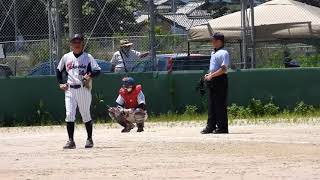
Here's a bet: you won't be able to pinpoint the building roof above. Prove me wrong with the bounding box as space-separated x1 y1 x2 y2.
188 9 211 18
154 0 170 5
135 14 149 24
176 1 205 14
161 14 209 30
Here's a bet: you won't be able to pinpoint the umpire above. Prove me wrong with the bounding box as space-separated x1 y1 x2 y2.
201 32 229 134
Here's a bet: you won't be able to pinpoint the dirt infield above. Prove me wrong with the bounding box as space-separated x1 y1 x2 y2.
0 122 320 180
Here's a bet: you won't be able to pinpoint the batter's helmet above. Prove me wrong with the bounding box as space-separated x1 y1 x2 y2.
122 77 135 88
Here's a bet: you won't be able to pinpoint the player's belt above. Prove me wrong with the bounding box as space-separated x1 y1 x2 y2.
69 84 82 89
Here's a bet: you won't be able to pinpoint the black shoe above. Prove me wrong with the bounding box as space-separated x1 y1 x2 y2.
121 123 135 133
137 127 144 132
137 123 144 132
213 129 229 134
85 139 94 148
200 128 215 134
121 127 129 133
63 140 76 149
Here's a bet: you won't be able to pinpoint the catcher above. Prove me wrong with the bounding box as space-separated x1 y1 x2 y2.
108 77 147 133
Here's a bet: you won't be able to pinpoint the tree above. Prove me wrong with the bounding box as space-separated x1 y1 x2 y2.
60 0 146 37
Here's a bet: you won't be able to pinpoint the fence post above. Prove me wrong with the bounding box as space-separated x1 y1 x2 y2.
48 0 53 75
148 0 156 71
241 0 248 69
55 0 62 62
68 0 83 38
250 0 256 68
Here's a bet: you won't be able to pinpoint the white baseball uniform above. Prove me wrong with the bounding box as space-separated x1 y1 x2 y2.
57 52 101 123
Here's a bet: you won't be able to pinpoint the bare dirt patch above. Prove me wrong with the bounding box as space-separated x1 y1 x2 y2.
0 122 320 180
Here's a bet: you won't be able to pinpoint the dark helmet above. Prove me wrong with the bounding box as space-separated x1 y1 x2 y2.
70 34 84 42
122 77 135 88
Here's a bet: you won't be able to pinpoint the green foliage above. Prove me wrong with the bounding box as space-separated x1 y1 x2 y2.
60 0 144 35
257 50 283 68
29 100 57 126
263 102 280 116
256 45 320 69
1 98 319 127
82 1 96 16
154 26 186 54
227 104 251 119
228 98 281 119
91 93 111 122
0 114 16 127
294 101 315 115
297 54 320 67
248 98 265 117
31 100 55 126
184 105 198 115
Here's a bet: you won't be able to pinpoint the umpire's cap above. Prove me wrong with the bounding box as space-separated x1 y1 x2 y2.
70 34 84 42
212 32 225 42
122 77 135 88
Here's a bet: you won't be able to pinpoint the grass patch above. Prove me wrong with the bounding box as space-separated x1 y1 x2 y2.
1 99 320 127
148 112 320 125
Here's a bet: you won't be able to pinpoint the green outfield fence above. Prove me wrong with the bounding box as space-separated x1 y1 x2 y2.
1 68 320 124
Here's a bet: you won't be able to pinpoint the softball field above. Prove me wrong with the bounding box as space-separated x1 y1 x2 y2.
0 122 320 180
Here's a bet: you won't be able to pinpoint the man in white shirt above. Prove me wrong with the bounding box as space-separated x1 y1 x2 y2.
110 39 149 72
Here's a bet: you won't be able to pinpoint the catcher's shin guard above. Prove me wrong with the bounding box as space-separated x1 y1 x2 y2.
137 122 144 132
134 108 147 124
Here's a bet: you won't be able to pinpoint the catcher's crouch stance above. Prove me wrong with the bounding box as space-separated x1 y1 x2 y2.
108 77 147 133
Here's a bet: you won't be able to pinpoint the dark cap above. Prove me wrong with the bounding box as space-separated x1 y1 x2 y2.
70 34 84 42
212 32 224 42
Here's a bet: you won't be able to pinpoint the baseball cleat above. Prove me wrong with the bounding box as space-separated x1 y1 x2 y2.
137 127 144 132
85 139 94 148
137 123 144 132
63 140 76 149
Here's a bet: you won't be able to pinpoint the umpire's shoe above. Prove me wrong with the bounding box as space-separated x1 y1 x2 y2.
200 127 215 134
85 139 94 148
63 140 76 149
213 129 229 134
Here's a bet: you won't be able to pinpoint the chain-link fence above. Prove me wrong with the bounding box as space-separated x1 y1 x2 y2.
0 0 319 77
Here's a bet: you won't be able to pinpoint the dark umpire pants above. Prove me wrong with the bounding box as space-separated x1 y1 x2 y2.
206 74 228 131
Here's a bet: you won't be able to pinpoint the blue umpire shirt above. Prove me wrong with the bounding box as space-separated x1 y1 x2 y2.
209 47 230 73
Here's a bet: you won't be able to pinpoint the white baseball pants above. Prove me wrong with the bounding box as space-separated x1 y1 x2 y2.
65 87 92 123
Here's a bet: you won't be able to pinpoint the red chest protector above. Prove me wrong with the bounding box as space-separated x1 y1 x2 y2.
119 85 142 108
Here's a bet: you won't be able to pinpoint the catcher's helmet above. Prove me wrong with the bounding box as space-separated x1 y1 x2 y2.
122 77 135 88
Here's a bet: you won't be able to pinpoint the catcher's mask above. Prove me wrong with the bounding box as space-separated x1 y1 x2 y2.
122 77 135 92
